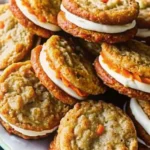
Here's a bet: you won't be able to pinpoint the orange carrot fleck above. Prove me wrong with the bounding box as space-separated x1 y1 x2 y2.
102 0 108 3
0 21 4 29
96 124 104 135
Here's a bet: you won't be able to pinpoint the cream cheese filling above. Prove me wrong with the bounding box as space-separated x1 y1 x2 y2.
130 98 150 135
61 5 136 34
16 0 61 31
0 114 57 136
99 55 150 93
136 29 150 38
124 101 150 148
39 46 84 100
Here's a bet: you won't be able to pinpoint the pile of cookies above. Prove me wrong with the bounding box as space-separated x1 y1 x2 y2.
0 0 150 149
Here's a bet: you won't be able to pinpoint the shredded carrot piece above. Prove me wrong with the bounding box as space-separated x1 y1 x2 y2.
133 74 142 82
141 77 150 84
121 69 132 78
96 124 104 135
55 70 61 79
61 76 88 97
0 21 4 29
38 15 47 22
102 0 108 3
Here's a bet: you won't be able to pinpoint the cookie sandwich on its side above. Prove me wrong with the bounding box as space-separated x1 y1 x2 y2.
0 61 70 139
136 0 150 45
58 0 139 43
31 35 106 105
94 40 150 101
10 0 61 38
126 98 150 148
0 3 34 69
50 100 138 150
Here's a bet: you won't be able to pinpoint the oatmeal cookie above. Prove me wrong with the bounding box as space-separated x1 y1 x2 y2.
49 101 138 150
101 40 150 78
58 0 138 43
0 61 70 139
9 0 57 38
31 35 106 103
94 40 150 100
127 99 150 146
0 4 34 69
18 0 61 25
94 58 150 101
58 11 137 43
31 45 76 105
62 0 139 25
45 35 105 95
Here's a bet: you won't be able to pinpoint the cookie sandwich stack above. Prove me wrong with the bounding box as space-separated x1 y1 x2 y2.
10 0 61 38
0 0 150 149
91 0 150 148
0 0 73 140
0 0 107 141
58 0 138 43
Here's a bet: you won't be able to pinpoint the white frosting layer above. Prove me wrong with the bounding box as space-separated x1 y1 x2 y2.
61 5 136 34
130 98 150 135
0 114 57 137
16 0 61 31
138 138 150 148
124 101 150 148
39 46 84 100
99 55 150 93
136 29 150 38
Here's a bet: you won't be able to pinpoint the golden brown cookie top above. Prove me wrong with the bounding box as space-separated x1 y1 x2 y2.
21 0 61 25
62 0 139 25
101 40 150 78
0 4 34 69
54 101 138 150
0 61 70 131
45 35 106 95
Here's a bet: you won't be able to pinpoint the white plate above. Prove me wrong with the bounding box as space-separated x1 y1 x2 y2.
0 125 54 150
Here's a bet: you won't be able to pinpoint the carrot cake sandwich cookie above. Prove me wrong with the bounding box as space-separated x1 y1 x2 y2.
10 0 61 38
0 61 70 139
0 3 34 69
94 40 150 101
58 0 139 43
50 100 138 150
126 98 150 148
136 0 150 45
31 35 106 105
